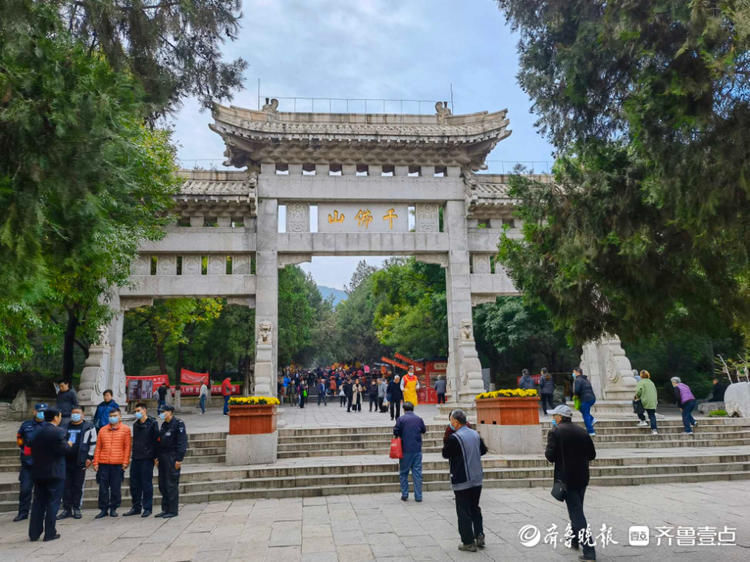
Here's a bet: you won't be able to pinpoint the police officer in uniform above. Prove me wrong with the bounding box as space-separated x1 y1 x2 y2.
155 405 187 518
14 403 48 522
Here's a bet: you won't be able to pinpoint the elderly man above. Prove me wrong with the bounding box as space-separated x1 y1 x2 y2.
442 409 488 552
393 401 426 502
545 404 597 561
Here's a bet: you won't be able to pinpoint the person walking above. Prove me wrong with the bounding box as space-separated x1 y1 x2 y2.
539 368 555 415
368 380 379 412
123 403 159 518
388 375 403 420
93 407 131 518
545 404 597 561
377 377 388 412
299 380 308 408
156 405 188 518
434 376 447 405
442 409 488 552
339 384 347 407
93 389 120 431
55 380 78 427
634 370 659 434
221 377 233 415
573 369 597 436
57 407 96 520
199 382 209 415
28 408 70 542
393 402 426 502
317 378 328 406
671 377 697 434
156 383 168 413
14 403 48 522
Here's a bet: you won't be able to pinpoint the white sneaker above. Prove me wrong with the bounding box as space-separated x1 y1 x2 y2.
651 430 659 435
638 421 648 427
589 432 596 436
592 417 598 425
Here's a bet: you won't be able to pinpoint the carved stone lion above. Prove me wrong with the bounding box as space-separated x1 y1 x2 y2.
460 320 474 341
258 321 273 345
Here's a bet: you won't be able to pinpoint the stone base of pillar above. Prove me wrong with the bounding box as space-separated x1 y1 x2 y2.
590 400 640 417
479 424 543 455
226 432 278 465
253 360 273 396
438 403 477 422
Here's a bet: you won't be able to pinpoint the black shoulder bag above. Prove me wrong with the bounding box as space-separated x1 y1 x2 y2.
550 430 567 501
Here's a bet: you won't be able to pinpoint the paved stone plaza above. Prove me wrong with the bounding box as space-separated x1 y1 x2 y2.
0 481 747 561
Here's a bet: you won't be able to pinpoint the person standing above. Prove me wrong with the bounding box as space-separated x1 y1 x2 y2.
671 377 697 434
351 377 363 412
28 408 70 542
199 382 209 415
388 375 403 420
93 389 120 431
317 378 328 406
156 405 188 518
14 403 48 522
442 409 488 552
55 380 78 426
343 377 354 412
401 366 420 406
434 376 447 405
377 377 387 412
368 380 379 412
545 405 597 561
539 368 555 415
573 369 597 436
221 377 233 415
299 380 308 408
93 407 131 518
393 402 426 502
57 407 96 520
156 383 168 413
634 370 659 434
519 368 535 390
339 383 347 407
123 403 159 518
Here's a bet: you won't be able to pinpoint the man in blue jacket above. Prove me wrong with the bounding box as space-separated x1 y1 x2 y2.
442 409 488 553
93 389 119 431
14 403 48 522
393 401 426 502
29 408 71 542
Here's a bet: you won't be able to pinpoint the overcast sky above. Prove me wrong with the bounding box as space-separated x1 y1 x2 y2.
169 0 554 289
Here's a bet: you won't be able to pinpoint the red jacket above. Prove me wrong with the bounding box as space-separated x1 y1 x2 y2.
221 378 232 396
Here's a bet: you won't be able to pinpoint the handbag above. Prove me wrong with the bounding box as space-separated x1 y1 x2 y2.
550 430 567 502
389 437 403 459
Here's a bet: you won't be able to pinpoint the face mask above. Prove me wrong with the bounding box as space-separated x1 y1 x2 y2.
108 416 119 425
159 412 166 420
134 412 143 420
71 413 82 422
36 411 45 421
551 419 557 427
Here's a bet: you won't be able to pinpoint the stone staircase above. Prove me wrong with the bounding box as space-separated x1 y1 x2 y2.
1 418 749 512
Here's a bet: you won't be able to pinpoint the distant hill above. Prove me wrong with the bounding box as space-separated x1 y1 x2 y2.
318 285 348 305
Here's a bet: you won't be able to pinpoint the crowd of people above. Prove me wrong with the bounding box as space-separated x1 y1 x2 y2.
14 391 188 542
278 364 447 419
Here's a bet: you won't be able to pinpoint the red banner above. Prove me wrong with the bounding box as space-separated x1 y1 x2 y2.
126 374 169 387
180 368 209 385
180 384 240 396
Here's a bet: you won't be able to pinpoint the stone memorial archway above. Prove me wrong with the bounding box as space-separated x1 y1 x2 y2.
78 101 636 414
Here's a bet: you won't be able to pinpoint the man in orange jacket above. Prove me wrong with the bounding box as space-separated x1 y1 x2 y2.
93 407 131 518
221 377 233 415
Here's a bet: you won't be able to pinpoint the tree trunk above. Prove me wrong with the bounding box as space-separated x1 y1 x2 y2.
62 308 78 382
156 344 168 380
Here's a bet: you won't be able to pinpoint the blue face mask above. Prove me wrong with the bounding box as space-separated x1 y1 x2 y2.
36 411 45 421
159 412 166 420
71 413 82 423
551 419 557 427
134 412 143 420
108 416 119 425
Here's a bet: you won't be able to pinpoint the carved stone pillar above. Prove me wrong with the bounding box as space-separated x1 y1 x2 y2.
253 197 278 396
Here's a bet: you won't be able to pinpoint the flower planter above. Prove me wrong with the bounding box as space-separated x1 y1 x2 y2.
229 404 277 435
475 396 540 425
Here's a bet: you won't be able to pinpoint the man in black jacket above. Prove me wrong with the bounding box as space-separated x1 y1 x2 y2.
124 402 159 518
545 405 597 561
29 408 71 542
156 405 188 518
388 375 403 420
55 380 78 426
57 407 96 520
